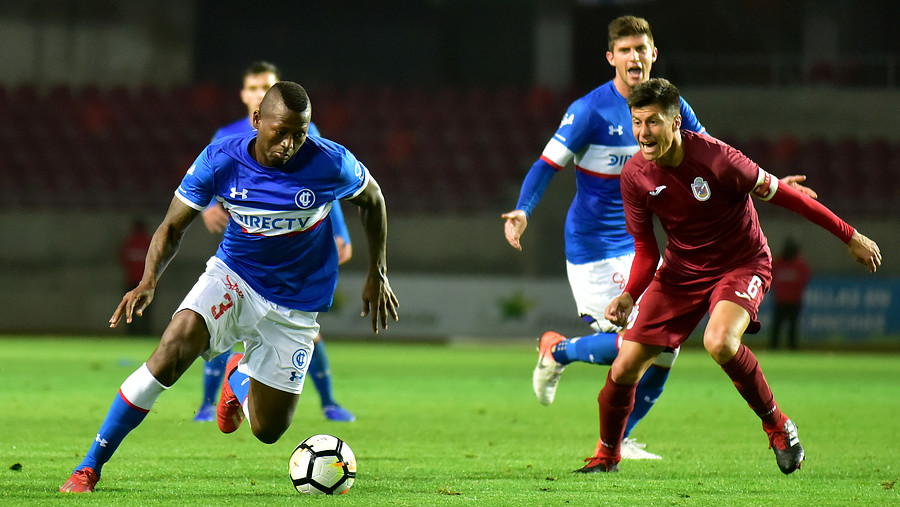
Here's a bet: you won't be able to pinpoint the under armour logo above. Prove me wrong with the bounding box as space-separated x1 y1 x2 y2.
230 187 248 199
609 125 624 136
95 434 109 448
290 371 304 383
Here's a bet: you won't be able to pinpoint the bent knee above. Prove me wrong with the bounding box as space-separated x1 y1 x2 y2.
703 330 740 363
252 424 289 445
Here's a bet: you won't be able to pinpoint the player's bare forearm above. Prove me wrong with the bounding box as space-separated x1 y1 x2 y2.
143 198 200 286
351 180 388 279
350 179 399 332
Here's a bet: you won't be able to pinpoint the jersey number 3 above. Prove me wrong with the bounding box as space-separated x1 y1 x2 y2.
211 293 234 320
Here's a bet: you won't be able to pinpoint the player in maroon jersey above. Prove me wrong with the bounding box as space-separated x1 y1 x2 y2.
576 78 881 475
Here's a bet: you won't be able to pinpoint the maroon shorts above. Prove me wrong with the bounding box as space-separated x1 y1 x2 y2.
623 262 772 348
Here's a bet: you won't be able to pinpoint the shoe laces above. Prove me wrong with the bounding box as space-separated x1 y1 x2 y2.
72 468 97 484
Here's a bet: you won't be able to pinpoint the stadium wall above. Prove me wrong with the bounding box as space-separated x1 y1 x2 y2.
1 211 896 345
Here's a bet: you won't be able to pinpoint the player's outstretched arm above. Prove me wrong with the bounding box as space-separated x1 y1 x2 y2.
109 198 200 328
349 178 399 333
757 169 882 273
847 230 882 273
501 209 528 251
503 158 559 250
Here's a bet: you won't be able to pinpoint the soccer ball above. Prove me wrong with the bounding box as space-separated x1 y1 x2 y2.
288 434 357 495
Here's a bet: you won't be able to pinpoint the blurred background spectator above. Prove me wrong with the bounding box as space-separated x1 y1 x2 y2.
769 238 812 350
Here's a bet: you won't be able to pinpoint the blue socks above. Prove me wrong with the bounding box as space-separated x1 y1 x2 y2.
624 364 670 438
76 363 166 476
309 340 336 407
76 392 148 476
201 351 230 406
551 332 620 366
227 364 251 406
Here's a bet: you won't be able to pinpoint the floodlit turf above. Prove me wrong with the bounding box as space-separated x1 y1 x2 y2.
2 336 898 506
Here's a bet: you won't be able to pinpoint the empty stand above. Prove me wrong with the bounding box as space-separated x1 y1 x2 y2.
1 84 895 217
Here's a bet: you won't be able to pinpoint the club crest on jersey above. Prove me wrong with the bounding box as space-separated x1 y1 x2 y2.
294 188 316 209
691 177 711 201
292 348 309 370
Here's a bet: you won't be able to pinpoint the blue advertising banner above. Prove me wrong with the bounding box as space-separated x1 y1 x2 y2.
760 277 900 342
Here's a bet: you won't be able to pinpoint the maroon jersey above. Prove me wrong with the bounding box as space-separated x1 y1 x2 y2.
621 130 771 282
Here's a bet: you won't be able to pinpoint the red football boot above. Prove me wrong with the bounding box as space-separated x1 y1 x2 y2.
59 467 99 493
217 353 245 433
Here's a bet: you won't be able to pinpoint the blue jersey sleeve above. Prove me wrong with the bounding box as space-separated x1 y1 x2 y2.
515 159 557 217
176 148 218 211
334 149 371 201
680 98 706 135
308 122 321 137
553 98 593 155
329 202 351 244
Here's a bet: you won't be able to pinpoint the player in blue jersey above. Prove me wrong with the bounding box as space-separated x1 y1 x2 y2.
194 61 356 424
61 82 399 493
503 15 814 460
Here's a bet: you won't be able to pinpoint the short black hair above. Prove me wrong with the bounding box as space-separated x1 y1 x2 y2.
259 81 310 115
627 78 680 119
244 61 281 80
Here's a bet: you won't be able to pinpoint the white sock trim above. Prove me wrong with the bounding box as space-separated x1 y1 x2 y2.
119 363 169 411
242 401 252 429
652 347 680 369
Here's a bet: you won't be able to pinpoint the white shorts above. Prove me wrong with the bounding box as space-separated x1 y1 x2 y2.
566 253 635 333
176 257 319 395
567 254 679 368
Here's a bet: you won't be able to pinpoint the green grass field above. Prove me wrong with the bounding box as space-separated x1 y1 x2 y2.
2 336 898 506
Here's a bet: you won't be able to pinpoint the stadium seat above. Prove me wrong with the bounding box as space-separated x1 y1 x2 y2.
1 83 893 217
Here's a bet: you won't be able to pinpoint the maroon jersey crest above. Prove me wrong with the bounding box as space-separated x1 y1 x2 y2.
691 177 711 201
